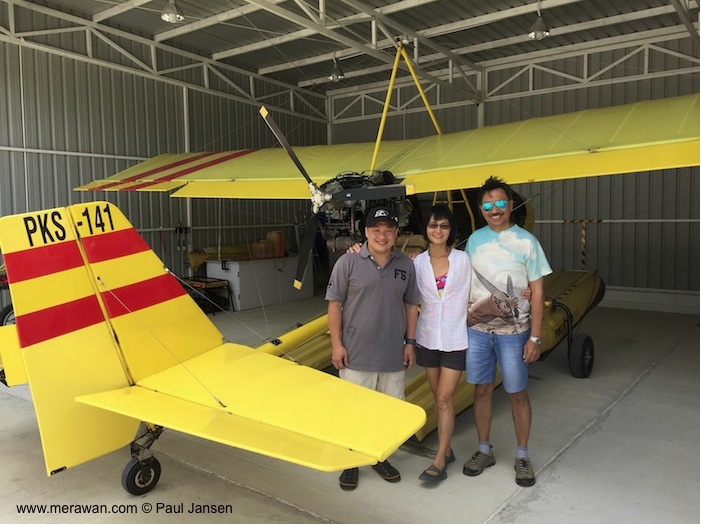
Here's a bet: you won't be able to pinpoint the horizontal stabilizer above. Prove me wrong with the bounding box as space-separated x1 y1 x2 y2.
79 342 427 471
78 386 375 471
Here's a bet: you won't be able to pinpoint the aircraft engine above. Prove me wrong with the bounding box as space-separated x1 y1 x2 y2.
319 171 412 253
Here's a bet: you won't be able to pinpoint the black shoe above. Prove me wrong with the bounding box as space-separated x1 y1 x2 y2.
419 464 447 483
339 468 358 491
372 460 401 483
446 449 456 464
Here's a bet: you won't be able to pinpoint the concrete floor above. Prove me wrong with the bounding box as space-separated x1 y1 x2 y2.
1 295 698 523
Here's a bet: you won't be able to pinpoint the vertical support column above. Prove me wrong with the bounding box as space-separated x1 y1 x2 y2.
183 86 193 276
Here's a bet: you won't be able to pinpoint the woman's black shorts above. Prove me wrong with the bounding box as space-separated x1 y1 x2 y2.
415 344 466 371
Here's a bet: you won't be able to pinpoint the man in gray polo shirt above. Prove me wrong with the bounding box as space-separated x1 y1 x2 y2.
326 205 420 491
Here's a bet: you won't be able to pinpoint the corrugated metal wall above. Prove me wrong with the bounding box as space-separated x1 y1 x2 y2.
0 38 326 310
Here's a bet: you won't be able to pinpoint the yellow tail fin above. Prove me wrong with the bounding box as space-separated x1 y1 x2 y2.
63 202 224 382
0 205 147 474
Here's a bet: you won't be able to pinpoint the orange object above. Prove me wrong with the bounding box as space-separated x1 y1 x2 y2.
266 231 285 258
252 240 274 259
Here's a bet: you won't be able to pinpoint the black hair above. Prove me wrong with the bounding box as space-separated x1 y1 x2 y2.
421 204 456 245
477 176 513 204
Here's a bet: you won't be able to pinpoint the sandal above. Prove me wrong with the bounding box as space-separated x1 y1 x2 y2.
419 464 447 483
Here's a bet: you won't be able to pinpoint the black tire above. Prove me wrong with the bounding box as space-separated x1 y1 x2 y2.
0 304 15 326
121 457 161 495
569 333 594 378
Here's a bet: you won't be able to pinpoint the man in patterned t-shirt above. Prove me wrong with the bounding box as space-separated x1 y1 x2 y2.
463 176 553 488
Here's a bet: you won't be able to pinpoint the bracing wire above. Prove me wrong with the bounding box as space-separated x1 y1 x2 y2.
96 276 228 408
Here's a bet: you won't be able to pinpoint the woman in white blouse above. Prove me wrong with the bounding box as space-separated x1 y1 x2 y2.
413 205 471 483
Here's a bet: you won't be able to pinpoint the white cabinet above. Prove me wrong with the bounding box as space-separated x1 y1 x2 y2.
205 256 313 311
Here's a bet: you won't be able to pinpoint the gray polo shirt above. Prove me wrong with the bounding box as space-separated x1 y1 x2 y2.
325 242 420 372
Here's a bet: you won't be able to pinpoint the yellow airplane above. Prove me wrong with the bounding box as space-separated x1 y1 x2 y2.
3 45 698 479
69 90 699 442
0 202 426 495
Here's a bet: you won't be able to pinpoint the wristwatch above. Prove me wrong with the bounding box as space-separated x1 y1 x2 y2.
529 335 542 345
404 338 417 346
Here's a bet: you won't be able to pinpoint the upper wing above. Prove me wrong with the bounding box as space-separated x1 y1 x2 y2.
74 94 699 197
75 141 421 197
399 94 699 192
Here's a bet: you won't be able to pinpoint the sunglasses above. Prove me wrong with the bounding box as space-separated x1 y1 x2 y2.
481 199 508 212
427 222 451 230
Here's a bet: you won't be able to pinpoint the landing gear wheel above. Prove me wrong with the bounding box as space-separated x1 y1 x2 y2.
568 334 594 378
121 456 161 495
0 304 15 326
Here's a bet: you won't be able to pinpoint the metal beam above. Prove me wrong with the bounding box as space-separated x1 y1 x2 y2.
238 0 467 94
92 0 151 23
0 0 326 122
338 0 481 74
297 5 687 86
155 0 286 43
669 0 699 39
213 0 437 59
258 0 592 77
261 0 587 76
4 0 321 97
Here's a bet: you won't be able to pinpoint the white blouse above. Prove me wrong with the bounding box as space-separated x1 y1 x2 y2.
414 249 471 351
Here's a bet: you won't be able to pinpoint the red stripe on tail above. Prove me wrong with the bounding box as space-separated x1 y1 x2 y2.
16 295 106 347
3 241 84 283
82 229 151 263
101 274 187 318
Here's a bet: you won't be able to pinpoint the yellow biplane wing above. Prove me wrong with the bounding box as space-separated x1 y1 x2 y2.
0 202 426 479
74 94 699 196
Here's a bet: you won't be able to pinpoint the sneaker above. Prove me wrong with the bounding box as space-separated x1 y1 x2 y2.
514 458 536 487
372 460 401 482
339 468 358 491
462 446 496 476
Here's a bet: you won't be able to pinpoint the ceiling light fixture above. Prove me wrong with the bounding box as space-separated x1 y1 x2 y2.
528 0 550 40
161 0 184 24
328 52 345 83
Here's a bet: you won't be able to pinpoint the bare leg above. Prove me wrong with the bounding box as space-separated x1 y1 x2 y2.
509 389 531 448
427 367 462 469
473 383 495 443
424 367 443 468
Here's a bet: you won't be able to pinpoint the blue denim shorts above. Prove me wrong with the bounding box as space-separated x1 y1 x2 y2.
466 328 530 393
